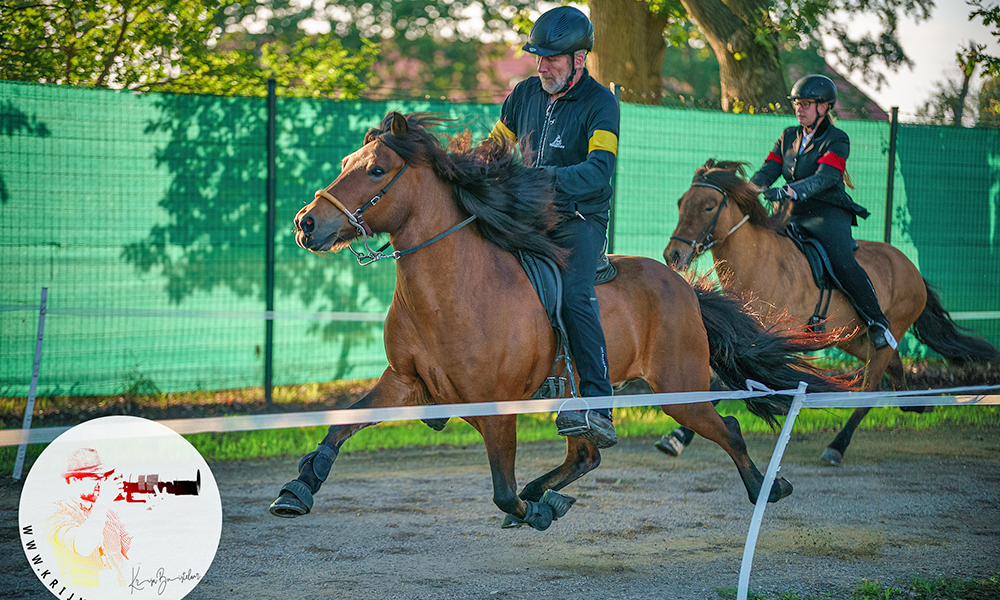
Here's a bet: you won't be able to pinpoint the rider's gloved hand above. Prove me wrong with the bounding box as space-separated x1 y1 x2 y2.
762 186 792 202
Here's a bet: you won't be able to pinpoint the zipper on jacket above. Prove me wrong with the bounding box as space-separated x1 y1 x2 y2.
538 99 557 165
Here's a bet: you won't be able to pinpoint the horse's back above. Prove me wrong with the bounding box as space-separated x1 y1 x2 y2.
597 255 710 386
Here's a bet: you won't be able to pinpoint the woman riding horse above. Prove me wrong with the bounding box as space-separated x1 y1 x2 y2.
752 74 896 351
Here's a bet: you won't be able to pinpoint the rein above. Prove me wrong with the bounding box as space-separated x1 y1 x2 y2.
314 162 478 266
669 182 750 260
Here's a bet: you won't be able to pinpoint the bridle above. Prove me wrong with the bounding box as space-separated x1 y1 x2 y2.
669 181 750 261
313 161 477 266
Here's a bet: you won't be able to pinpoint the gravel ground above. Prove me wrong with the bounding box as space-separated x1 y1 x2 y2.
2 424 999 600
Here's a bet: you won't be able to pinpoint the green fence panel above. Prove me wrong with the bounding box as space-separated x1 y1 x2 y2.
1 80 997 397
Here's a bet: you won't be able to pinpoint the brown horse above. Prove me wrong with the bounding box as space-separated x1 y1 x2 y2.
272 114 850 530
665 159 1000 465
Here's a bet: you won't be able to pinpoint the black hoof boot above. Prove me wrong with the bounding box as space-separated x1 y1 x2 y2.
421 418 449 431
268 444 338 518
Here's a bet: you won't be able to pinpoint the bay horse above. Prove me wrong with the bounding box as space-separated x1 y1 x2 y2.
273 113 851 530
665 159 1000 465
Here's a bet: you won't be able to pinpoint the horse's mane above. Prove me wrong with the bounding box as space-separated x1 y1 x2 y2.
365 112 568 265
693 159 788 232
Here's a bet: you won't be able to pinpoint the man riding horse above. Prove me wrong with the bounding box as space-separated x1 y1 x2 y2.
490 6 619 448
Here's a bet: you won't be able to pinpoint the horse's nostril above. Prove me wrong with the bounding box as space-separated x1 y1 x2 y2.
300 215 315 235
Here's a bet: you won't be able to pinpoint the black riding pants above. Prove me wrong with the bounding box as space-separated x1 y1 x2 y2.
793 203 888 327
549 216 614 411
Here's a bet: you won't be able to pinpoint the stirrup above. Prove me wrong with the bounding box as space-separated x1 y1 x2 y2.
555 409 617 449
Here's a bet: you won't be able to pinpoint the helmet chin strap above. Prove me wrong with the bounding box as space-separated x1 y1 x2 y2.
806 104 831 131
557 56 579 94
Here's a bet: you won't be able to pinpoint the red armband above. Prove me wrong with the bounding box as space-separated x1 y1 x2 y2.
765 151 783 165
817 152 846 172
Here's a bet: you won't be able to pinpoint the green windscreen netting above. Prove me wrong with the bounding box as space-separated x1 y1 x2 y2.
2 81 998 396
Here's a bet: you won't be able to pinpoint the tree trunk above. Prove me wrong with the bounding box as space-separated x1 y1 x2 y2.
589 0 668 105
677 0 788 112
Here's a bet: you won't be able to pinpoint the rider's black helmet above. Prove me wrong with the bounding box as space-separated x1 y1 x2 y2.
522 6 594 57
788 74 837 105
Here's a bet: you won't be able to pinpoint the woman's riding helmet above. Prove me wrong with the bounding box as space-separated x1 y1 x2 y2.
789 74 838 105
522 6 594 57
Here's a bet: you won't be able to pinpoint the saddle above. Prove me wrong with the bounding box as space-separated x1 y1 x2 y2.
518 245 617 400
782 223 858 332
421 246 617 431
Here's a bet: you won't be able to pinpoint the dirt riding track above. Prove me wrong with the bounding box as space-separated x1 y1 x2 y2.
3 425 999 599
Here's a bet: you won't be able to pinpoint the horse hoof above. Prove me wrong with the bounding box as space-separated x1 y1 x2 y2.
269 493 309 518
654 434 685 457
820 447 843 466
501 513 527 529
768 478 793 503
522 500 554 531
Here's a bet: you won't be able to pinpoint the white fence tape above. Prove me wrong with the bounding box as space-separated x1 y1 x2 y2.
5 304 999 321
3 384 997 448
0 304 388 321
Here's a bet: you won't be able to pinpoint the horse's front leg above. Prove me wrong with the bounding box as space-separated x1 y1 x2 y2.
269 369 421 518
518 437 601 502
467 415 576 531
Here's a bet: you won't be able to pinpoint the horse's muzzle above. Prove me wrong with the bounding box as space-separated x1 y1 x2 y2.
665 246 692 271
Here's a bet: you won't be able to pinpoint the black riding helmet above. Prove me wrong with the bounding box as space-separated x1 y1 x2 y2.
522 6 594 57
789 74 837 105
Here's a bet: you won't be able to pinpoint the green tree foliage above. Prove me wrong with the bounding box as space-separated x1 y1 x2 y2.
591 0 933 110
0 0 377 97
915 42 985 127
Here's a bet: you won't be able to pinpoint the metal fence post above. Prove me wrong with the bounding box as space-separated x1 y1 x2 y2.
884 107 899 244
608 81 621 254
265 78 277 408
13 287 47 480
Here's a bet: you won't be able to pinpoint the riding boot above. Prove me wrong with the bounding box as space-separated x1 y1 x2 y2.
550 217 617 448
839 271 897 351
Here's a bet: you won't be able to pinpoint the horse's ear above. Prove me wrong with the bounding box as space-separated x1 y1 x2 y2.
389 112 409 136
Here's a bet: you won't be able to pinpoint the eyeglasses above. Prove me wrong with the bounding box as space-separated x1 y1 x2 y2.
792 99 817 109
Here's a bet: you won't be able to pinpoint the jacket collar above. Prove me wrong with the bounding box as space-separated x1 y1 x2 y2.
796 115 831 152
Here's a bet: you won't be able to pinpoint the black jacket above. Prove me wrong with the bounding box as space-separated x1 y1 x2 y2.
491 69 619 219
749 118 870 222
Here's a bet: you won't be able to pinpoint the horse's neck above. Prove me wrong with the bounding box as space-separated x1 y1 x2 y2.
389 197 508 313
711 220 788 295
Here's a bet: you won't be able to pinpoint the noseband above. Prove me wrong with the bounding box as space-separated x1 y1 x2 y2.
314 161 476 266
669 182 750 261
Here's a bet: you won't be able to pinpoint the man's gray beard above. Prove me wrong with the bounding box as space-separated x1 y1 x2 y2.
540 75 568 94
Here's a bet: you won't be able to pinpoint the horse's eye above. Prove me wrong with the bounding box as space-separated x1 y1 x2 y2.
705 204 715 212
369 166 385 180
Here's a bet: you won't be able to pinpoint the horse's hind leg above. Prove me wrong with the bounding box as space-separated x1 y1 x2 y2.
665 401 793 504
467 415 575 532
517 437 601 502
822 348 893 465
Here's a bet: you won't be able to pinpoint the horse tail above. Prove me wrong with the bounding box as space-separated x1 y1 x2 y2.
911 278 1000 364
694 281 859 429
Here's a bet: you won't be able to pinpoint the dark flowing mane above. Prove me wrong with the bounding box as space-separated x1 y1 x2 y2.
365 112 568 265
693 159 788 231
